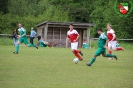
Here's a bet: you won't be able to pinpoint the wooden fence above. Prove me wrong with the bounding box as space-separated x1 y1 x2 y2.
0 34 133 48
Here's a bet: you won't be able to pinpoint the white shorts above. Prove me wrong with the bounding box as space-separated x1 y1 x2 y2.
108 41 117 50
71 42 78 50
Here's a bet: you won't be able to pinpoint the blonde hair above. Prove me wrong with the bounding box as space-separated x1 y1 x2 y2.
107 23 112 28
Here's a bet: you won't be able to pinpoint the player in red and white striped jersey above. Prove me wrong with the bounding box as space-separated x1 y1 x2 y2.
107 24 124 55
67 24 83 61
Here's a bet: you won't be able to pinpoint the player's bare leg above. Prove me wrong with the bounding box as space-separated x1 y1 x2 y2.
35 40 40 49
108 46 112 54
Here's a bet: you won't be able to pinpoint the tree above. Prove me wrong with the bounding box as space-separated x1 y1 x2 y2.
0 0 8 14
49 0 93 22
7 0 48 17
0 0 132 40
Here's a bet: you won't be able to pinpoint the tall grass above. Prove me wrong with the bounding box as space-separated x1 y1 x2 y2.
0 38 133 50
0 38 14 45
90 40 133 50
0 37 38 46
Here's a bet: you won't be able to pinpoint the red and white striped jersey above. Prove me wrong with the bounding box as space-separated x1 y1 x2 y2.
107 29 116 41
67 29 79 43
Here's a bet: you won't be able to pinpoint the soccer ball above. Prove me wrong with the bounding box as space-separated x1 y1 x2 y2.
73 58 79 64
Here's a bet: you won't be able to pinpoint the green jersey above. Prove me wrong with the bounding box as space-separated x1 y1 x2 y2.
40 40 47 47
40 40 44 45
18 27 26 38
98 33 108 48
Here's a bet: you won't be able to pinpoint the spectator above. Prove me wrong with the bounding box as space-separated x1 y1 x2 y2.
82 39 88 48
30 27 36 45
13 29 18 46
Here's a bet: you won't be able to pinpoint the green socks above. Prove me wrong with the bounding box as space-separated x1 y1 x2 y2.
88 54 116 66
89 58 96 65
106 54 115 57
16 44 19 52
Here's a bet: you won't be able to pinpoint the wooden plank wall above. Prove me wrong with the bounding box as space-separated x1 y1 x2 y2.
37 28 42 36
47 27 68 47
46 27 84 47
54 28 60 44
76 29 83 47
47 28 53 42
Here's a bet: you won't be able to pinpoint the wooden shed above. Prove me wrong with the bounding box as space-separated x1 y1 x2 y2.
36 21 94 47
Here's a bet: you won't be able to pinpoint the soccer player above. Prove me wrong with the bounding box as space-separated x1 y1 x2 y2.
86 29 117 66
67 24 83 61
13 23 28 54
107 24 124 55
35 38 49 49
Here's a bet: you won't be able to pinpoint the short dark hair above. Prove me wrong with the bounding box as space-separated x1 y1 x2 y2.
37 36 41 41
97 28 103 32
69 24 73 26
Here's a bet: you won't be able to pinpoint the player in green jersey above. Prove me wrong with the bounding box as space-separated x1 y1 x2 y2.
35 38 49 49
86 29 117 66
13 23 28 54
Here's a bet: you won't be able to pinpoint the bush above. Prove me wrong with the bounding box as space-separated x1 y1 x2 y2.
89 40 133 50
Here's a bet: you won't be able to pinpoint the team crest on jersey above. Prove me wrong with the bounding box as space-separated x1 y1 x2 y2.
114 0 133 17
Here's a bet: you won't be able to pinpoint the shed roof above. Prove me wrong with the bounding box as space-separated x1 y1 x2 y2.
36 21 94 28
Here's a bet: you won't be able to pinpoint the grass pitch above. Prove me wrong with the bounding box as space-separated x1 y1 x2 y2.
0 45 133 88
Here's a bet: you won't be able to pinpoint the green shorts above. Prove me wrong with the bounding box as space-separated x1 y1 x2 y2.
94 48 106 56
19 37 28 45
43 43 48 47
